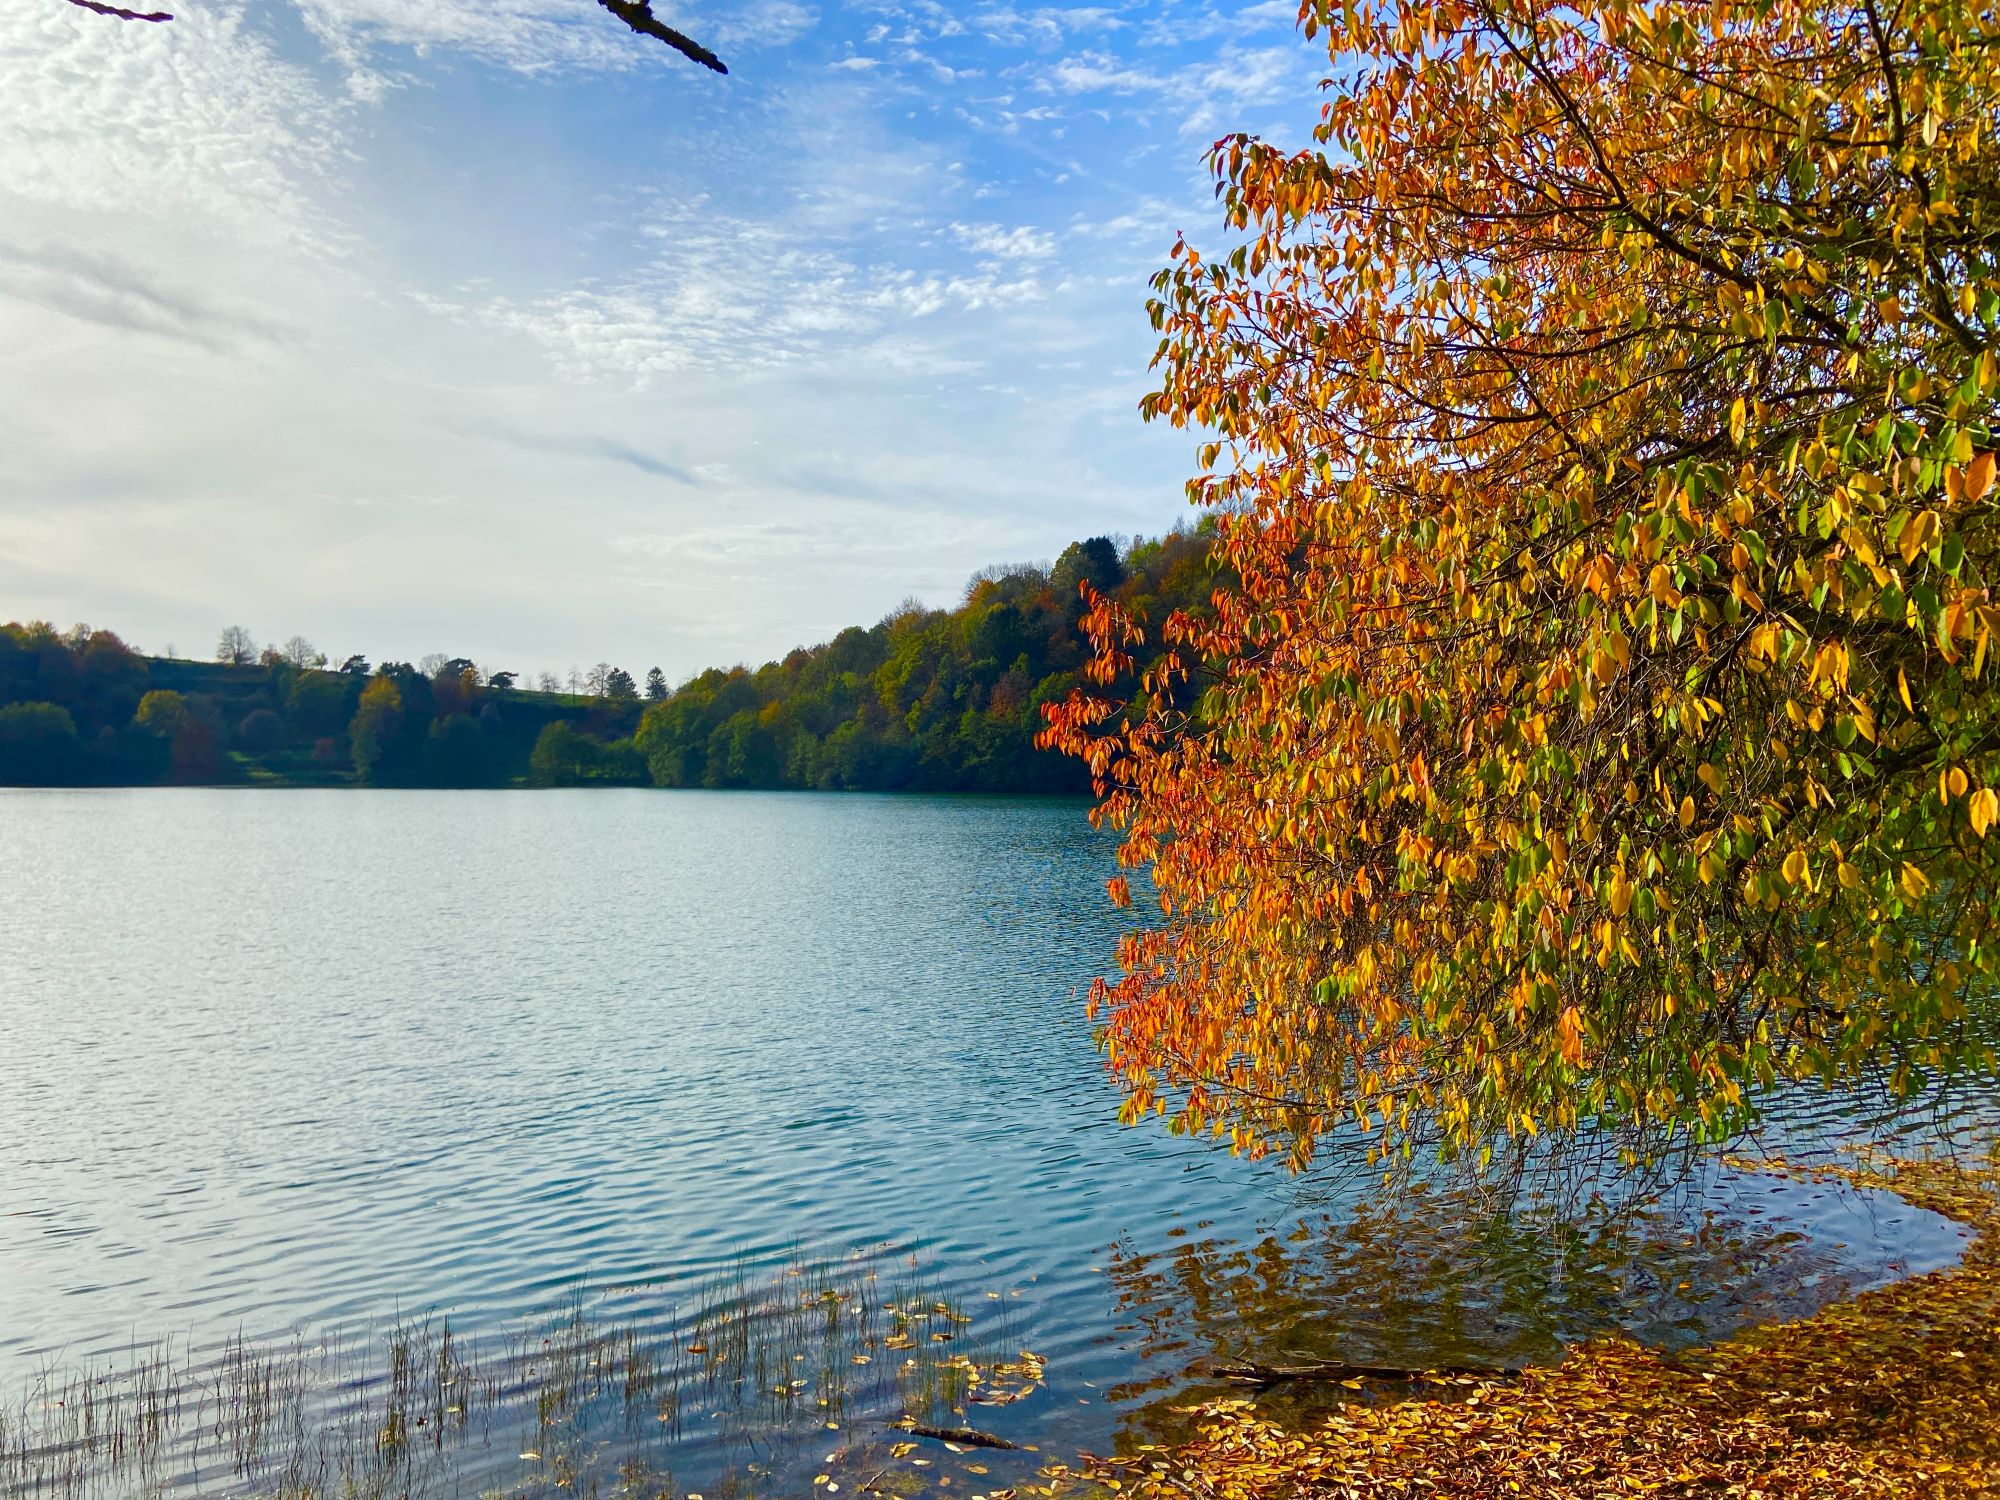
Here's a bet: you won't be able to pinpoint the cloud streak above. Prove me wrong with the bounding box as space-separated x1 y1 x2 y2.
0 240 292 351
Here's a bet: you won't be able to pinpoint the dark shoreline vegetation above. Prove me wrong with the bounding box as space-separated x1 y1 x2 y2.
0 529 1213 793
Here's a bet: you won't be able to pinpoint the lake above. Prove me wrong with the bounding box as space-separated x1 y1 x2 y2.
0 788 1988 1498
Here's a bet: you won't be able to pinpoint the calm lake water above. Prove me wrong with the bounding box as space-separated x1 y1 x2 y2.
0 789 1990 1497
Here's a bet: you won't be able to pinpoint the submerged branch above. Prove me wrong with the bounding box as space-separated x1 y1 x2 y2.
1203 1357 1523 1386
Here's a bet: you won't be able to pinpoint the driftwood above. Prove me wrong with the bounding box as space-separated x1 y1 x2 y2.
1204 1357 1522 1386
899 1423 1023 1451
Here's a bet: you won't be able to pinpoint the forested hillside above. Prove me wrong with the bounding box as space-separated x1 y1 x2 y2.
0 526 1214 791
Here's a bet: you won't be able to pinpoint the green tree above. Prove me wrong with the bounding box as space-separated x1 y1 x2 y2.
287 672 354 737
1050 537 1125 606
133 689 188 738
349 676 403 785
425 713 491 786
704 709 781 787
529 721 645 785
0 702 79 784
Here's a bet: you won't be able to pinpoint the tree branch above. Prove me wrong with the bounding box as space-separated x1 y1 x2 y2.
58 0 730 75
64 0 172 20
596 0 728 74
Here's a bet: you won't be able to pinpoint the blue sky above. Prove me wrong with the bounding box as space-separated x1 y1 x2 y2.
0 0 1322 680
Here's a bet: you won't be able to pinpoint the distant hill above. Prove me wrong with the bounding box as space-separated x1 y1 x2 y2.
0 524 1216 792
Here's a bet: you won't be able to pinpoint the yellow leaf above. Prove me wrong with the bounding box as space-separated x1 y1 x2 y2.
1677 795 1695 829
1556 1007 1584 1066
1972 788 1998 838
1967 451 1997 504
1782 849 1807 885
1899 513 1926 565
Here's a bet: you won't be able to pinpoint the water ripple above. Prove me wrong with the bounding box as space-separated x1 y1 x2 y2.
0 788 1992 1496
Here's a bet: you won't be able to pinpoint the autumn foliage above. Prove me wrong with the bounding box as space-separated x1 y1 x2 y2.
1042 0 2000 1165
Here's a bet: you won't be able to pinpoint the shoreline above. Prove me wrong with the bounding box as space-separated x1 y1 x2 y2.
1024 1146 2000 1500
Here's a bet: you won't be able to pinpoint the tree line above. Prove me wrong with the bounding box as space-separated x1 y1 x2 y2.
0 527 1215 791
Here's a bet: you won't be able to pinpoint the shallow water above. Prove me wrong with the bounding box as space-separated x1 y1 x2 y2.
0 788 1988 1496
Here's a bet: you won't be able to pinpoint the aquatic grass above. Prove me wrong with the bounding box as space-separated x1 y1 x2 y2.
0 1250 1040 1500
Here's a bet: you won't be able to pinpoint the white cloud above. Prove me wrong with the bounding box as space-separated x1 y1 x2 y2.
293 0 635 75
423 191 1061 385
972 5 1129 46
950 221 1057 259
1036 39 1308 134
1043 49 1165 92
713 0 818 49
0 2 344 248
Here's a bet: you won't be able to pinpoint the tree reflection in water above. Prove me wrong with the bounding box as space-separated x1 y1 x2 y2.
1096 1160 1953 1453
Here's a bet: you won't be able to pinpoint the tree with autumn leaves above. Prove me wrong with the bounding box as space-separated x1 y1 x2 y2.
1044 0 2000 1170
